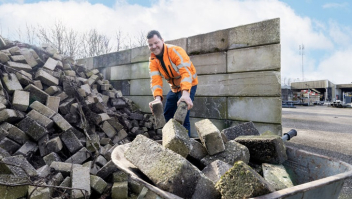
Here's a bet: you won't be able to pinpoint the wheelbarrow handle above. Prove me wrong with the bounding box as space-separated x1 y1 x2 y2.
282 129 297 141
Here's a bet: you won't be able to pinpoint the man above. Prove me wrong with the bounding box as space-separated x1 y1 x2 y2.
147 30 198 136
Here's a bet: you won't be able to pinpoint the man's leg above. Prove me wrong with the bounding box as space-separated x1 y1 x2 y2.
164 90 178 123
179 85 197 137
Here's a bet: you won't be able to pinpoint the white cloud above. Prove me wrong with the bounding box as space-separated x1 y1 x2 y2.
0 0 351 83
322 2 348 9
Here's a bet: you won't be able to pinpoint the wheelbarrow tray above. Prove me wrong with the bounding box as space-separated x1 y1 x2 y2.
111 143 352 199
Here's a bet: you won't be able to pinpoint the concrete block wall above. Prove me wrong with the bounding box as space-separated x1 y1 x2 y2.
78 18 282 138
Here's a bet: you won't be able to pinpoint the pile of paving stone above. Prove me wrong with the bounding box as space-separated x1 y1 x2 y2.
0 39 163 199
122 119 295 199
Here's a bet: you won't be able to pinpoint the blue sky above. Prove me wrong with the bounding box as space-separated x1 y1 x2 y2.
0 0 351 84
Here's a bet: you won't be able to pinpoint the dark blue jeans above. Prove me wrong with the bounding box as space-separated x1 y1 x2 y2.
164 85 197 137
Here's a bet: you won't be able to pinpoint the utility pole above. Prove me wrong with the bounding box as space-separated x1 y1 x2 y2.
299 44 304 81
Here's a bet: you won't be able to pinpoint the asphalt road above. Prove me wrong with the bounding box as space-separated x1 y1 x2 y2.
282 105 352 199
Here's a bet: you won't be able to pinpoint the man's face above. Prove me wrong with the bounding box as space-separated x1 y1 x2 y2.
147 35 164 56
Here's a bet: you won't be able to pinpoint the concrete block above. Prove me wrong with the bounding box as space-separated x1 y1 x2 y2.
190 97 227 119
60 129 83 153
64 69 76 76
221 121 260 140
0 146 11 159
35 69 59 86
228 18 280 49
110 80 130 96
10 55 26 63
46 96 61 112
47 172 64 186
54 91 68 102
24 84 49 104
0 109 19 123
173 101 188 125
0 127 7 140
30 101 56 118
33 80 43 89
0 102 5 111
1 73 22 94
14 140 38 156
0 122 29 144
94 113 111 124
88 74 99 85
96 160 119 179
228 44 280 73
190 52 226 75
59 98 75 115
0 175 29 199
8 46 21 55
101 121 117 138
112 182 128 199
188 138 208 161
190 118 226 138
93 49 131 68
262 163 294 191
227 97 282 124
71 166 91 199
131 62 150 79
17 117 47 141
60 176 71 187
113 170 129 182
0 137 21 154
12 90 29 111
43 152 61 165
0 51 10 63
166 38 188 51
19 48 38 67
201 140 250 166
27 109 54 128
215 161 275 198
195 119 225 155
80 83 91 95
107 117 124 132
86 69 99 77
110 98 127 109
202 160 232 184
151 100 166 128
110 64 131 80
2 155 37 177
15 70 33 86
131 46 150 63
7 61 32 72
28 185 51 199
44 86 60 95
90 175 108 194
197 71 281 97
50 161 81 175
65 147 91 164
43 57 58 70
96 155 108 167
124 135 220 198
46 136 63 153
130 78 170 95
235 135 287 164
113 129 128 144
52 113 72 131
38 134 49 157
37 165 51 178
188 29 228 54
162 119 190 157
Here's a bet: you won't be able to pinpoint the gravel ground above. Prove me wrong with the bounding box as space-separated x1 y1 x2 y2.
282 105 352 198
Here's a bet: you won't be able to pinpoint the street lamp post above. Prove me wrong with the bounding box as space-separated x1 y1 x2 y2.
306 84 310 106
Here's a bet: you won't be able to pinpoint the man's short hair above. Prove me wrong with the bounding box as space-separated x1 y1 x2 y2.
147 30 162 40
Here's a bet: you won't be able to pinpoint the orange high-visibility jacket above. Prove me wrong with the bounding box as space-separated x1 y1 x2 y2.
149 43 198 99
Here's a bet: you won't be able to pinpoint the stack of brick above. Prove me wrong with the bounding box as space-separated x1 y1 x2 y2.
0 41 163 199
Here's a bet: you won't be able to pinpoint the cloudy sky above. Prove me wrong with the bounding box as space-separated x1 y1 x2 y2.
0 0 351 84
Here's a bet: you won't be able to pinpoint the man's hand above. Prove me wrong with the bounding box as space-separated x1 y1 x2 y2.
149 96 162 114
177 90 193 110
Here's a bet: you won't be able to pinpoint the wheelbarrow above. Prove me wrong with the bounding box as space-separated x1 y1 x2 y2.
111 138 352 199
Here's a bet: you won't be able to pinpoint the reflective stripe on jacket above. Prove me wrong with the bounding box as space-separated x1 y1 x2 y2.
149 43 198 99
